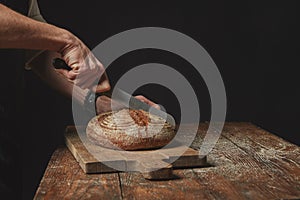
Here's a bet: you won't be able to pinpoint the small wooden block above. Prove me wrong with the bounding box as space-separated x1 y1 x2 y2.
142 164 173 180
64 126 207 179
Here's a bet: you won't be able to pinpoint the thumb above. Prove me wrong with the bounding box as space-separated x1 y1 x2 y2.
55 69 69 77
55 69 78 80
95 74 111 93
95 80 111 93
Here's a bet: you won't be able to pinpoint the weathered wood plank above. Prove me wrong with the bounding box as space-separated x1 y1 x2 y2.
220 122 300 199
191 122 300 200
34 123 300 200
120 130 268 199
34 147 122 200
119 169 214 200
118 124 247 200
146 132 266 199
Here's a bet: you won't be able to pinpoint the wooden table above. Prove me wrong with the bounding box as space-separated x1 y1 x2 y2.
34 122 300 200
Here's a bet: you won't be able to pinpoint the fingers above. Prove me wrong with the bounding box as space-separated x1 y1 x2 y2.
74 73 97 88
135 95 160 109
73 73 109 91
95 81 110 93
95 73 111 93
55 69 78 80
60 50 110 90
61 37 109 90
75 57 108 89
96 95 112 114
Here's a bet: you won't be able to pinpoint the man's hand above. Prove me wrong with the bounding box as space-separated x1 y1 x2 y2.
56 33 110 93
96 95 160 115
0 4 110 93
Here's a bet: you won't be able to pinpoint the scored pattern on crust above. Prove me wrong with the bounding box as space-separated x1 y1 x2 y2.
86 109 175 150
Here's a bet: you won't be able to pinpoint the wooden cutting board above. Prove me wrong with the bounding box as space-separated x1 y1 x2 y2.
64 126 207 179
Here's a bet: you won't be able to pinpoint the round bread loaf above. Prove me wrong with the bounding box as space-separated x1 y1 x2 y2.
86 109 176 150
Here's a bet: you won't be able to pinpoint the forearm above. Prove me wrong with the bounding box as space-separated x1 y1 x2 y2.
0 4 72 52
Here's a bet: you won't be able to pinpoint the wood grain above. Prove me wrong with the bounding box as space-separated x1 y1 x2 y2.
64 126 207 179
34 147 122 200
34 123 300 200
191 122 300 200
220 123 300 199
119 169 214 200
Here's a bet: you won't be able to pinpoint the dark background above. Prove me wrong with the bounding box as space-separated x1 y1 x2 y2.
21 0 299 199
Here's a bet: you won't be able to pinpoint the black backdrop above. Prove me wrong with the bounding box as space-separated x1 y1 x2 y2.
22 0 300 199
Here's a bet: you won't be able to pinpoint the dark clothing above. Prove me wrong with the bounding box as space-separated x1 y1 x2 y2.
0 0 28 14
0 49 24 200
0 1 28 199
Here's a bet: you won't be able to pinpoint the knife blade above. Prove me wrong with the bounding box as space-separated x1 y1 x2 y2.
52 58 176 127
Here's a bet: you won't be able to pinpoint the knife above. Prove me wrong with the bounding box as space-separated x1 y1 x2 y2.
52 58 176 127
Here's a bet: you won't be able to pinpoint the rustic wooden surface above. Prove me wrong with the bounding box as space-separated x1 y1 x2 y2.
64 126 207 178
34 122 300 200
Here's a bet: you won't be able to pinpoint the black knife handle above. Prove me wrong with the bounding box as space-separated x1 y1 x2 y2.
52 58 72 71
